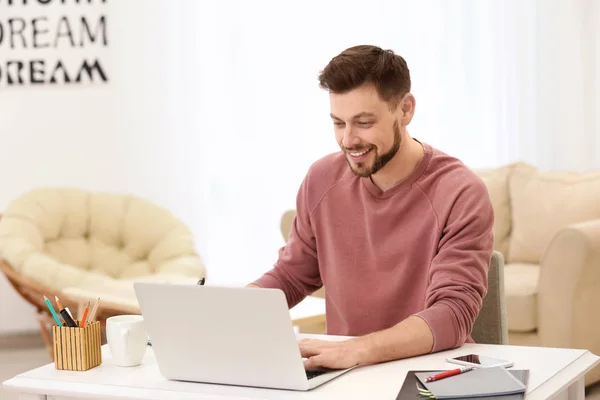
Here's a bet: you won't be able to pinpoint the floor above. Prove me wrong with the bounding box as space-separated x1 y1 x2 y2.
1 343 51 399
1 334 600 399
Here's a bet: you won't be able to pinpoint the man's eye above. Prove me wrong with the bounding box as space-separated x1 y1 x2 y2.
357 121 373 127
334 122 345 127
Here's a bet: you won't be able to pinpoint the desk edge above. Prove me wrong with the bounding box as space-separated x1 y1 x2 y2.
528 350 600 398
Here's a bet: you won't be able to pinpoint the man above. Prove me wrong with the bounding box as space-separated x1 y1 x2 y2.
248 45 494 371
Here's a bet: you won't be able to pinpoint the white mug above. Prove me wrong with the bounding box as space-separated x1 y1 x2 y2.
106 315 148 367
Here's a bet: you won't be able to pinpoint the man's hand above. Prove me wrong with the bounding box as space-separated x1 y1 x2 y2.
298 316 434 370
298 338 366 370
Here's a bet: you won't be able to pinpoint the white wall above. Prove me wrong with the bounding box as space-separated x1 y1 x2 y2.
165 1 518 289
1 0 598 335
0 0 176 334
166 0 600 291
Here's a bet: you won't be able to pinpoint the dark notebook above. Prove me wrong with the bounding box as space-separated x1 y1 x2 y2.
396 369 530 400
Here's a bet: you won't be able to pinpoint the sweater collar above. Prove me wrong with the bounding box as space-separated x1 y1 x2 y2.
361 139 432 198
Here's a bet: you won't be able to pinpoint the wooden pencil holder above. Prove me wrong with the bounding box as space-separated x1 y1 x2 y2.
52 321 102 371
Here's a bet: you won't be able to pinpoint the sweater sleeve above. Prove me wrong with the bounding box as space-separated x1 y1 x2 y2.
413 177 495 352
250 174 322 308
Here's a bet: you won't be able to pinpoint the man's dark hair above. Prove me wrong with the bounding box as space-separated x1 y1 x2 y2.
318 45 411 110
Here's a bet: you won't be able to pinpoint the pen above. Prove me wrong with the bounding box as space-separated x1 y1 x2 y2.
425 366 473 382
55 296 77 328
79 301 90 328
43 295 62 326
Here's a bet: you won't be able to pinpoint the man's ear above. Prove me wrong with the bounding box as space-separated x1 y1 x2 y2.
400 93 416 125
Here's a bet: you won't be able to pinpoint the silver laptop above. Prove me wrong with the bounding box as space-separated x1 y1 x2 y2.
133 282 356 391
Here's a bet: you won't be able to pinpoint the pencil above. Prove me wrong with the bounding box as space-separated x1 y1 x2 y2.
55 296 64 311
43 295 62 326
79 301 90 328
87 297 100 325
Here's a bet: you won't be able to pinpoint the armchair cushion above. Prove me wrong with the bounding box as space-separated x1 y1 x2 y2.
474 163 519 259
508 164 600 264
0 188 205 291
504 262 540 332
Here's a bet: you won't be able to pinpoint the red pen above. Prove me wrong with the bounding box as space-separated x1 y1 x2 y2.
425 366 473 382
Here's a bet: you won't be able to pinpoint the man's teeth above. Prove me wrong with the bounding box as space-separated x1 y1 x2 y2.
350 149 370 157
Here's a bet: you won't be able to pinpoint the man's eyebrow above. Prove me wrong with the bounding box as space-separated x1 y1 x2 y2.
330 112 377 120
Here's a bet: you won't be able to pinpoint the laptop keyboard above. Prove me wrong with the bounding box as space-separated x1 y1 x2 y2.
305 368 329 380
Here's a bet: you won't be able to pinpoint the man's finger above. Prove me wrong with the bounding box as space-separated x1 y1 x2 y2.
298 345 321 358
303 354 324 370
297 340 329 354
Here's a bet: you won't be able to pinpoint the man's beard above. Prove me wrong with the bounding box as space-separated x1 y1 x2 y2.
344 120 401 178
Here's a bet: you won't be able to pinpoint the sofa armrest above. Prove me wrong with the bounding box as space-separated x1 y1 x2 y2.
538 219 600 350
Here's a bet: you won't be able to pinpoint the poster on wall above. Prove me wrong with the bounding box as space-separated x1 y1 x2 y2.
0 0 109 88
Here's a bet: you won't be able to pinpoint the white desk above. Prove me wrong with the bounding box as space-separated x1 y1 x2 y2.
3 334 598 400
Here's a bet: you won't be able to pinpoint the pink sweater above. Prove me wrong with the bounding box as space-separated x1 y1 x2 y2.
252 142 494 353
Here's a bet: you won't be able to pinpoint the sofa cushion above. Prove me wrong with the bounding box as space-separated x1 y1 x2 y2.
504 262 540 332
473 163 519 259
508 164 600 264
61 273 201 314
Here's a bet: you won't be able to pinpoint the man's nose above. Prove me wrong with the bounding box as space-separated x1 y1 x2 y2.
342 125 361 149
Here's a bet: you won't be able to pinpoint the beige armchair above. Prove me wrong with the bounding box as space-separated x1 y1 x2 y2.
475 162 600 385
0 188 205 354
